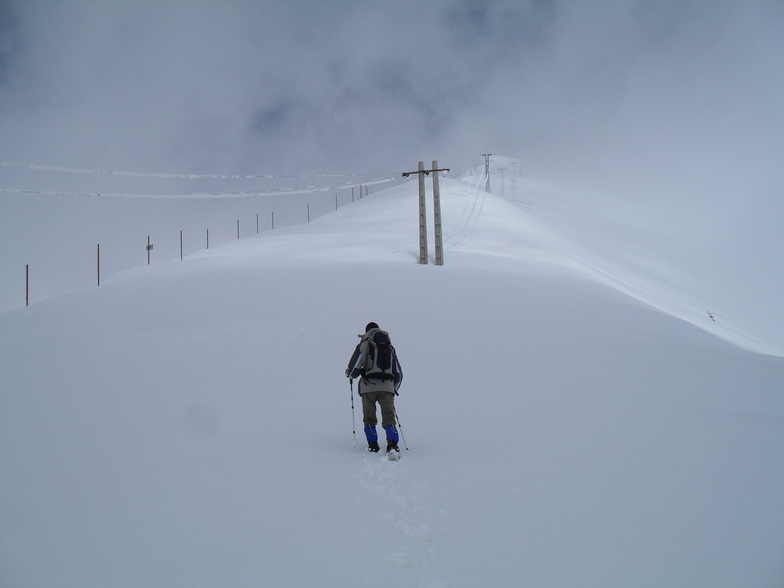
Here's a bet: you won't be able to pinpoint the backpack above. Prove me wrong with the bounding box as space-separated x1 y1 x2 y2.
364 330 397 381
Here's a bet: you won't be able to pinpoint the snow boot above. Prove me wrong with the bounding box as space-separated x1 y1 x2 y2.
367 441 380 453
384 425 400 458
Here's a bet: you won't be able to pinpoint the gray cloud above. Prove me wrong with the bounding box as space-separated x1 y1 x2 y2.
0 1 550 174
4 1 780 180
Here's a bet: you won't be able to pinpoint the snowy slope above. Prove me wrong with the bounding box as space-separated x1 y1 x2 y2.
1 177 783 587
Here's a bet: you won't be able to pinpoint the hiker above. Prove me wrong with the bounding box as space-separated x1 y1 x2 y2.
345 322 403 454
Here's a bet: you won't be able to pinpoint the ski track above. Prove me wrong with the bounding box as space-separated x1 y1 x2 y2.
358 453 439 574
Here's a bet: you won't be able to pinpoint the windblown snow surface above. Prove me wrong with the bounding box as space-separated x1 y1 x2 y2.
1 170 783 587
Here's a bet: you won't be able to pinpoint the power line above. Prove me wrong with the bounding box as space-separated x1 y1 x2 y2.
0 176 397 199
0 160 398 180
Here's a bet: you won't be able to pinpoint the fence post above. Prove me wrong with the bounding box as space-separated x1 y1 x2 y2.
25 264 29 306
97 244 100 285
206 228 209 249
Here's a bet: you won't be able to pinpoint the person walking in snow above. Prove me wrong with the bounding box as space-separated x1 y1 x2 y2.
345 322 403 455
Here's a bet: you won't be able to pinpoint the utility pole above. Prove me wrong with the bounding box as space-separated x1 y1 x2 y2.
481 153 492 192
497 166 506 196
402 160 450 265
432 160 444 266
416 161 428 264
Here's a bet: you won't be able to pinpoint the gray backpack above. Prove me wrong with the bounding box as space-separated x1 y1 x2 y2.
364 330 397 381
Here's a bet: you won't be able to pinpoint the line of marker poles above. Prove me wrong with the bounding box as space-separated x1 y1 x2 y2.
22 187 374 306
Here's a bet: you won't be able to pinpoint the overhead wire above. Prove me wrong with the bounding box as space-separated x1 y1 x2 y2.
443 163 487 248
0 177 397 199
0 160 398 180
0 160 398 198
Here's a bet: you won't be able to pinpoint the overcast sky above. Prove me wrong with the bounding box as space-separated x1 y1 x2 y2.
1 0 782 342
0 1 780 180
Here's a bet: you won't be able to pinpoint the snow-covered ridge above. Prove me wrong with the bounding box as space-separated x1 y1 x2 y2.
115 169 777 357
3 154 780 357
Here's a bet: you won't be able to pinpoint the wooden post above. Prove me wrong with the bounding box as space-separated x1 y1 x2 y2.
147 235 151 265
432 160 444 266
417 161 428 265
25 264 29 306
180 231 183 260
97 244 100 285
307 203 310 223
335 194 338 210
271 211 275 230
237 220 240 239
256 213 259 234
206 228 210 249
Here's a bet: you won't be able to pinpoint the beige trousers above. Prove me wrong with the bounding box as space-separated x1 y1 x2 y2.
361 391 396 428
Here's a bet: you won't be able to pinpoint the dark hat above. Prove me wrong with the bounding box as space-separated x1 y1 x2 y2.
365 322 379 332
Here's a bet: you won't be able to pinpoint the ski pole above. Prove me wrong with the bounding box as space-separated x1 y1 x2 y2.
350 379 357 446
395 409 408 451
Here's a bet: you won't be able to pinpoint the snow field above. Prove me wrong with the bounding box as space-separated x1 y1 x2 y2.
1 177 783 587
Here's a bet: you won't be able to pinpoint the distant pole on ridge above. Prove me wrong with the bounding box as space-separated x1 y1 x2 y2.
482 152 492 193
497 166 506 196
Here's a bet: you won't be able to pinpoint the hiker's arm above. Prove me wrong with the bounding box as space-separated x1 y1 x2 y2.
345 343 364 378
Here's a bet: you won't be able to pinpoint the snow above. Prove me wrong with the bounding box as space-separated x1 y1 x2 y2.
1 169 783 587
